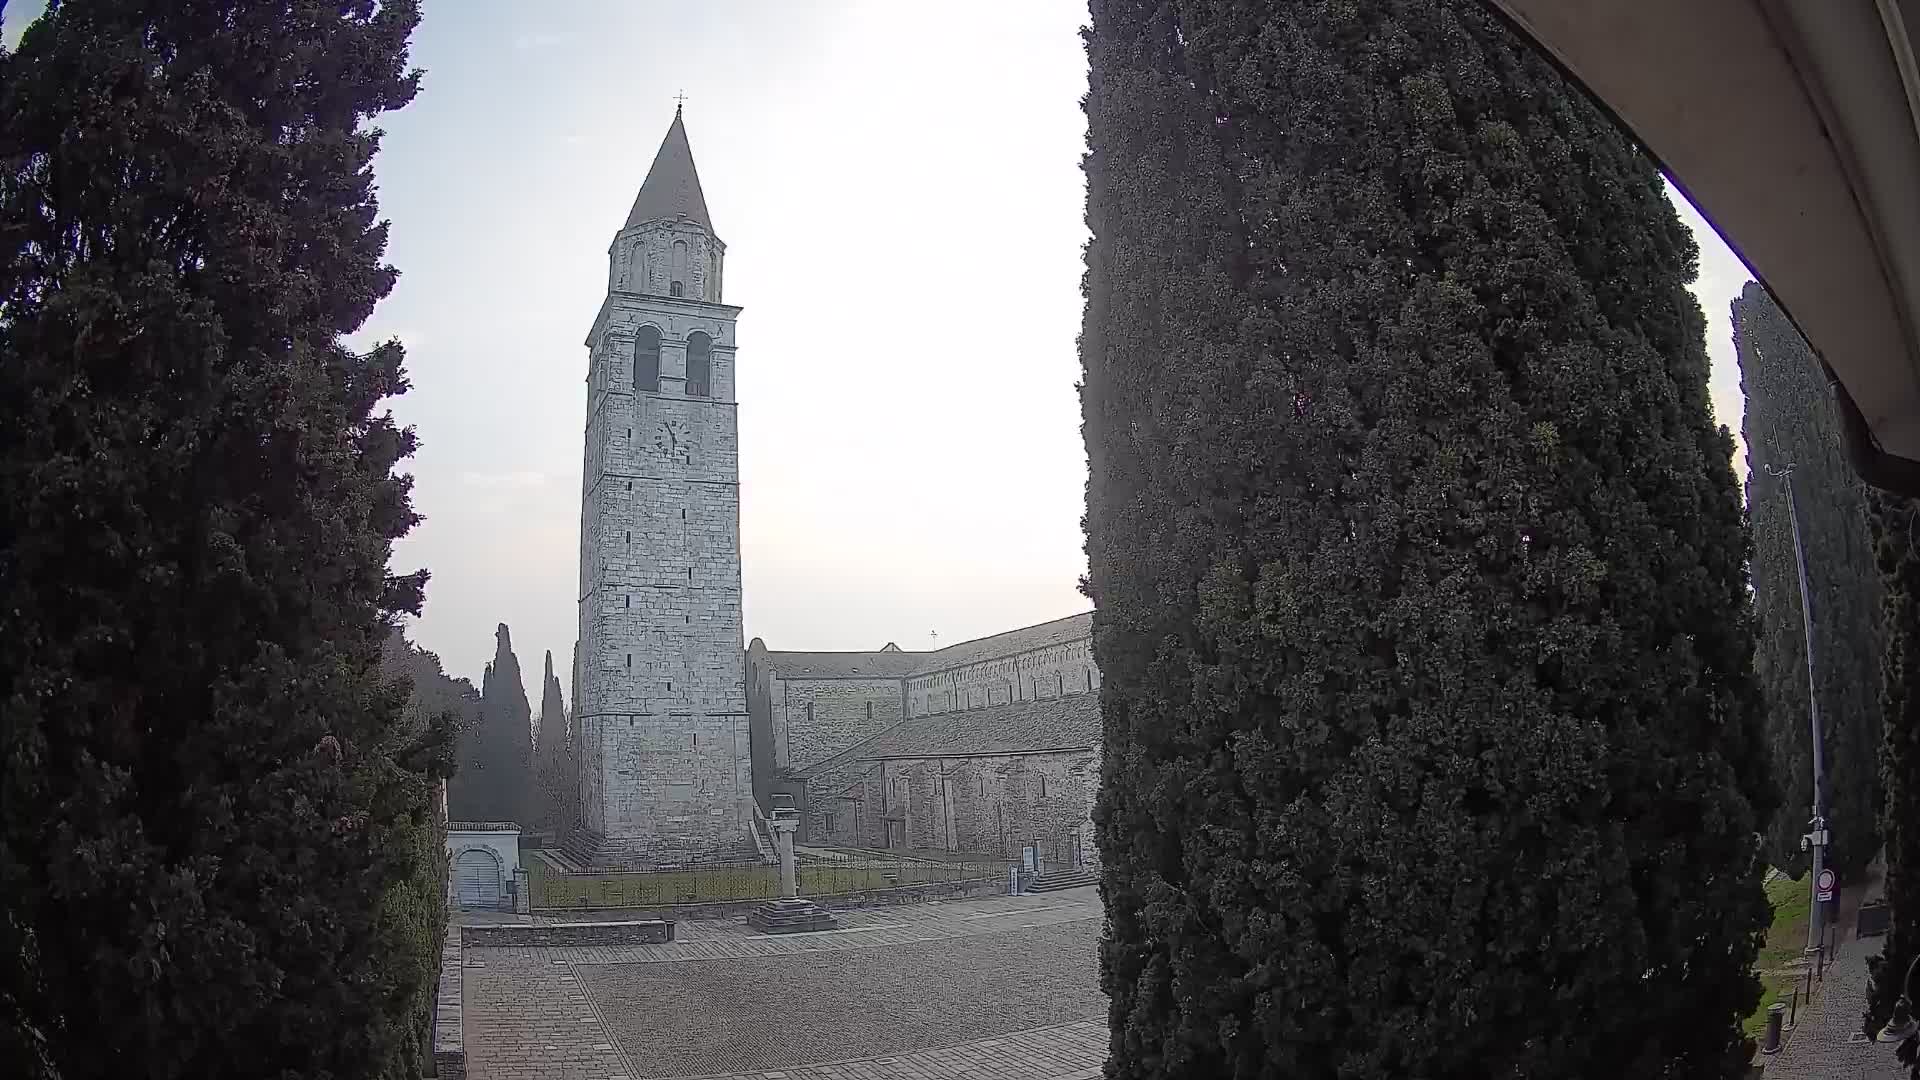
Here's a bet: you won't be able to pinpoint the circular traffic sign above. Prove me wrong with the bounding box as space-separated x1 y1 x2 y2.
1818 868 1836 891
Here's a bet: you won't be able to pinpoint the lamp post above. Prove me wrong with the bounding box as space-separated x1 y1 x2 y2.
1765 462 1831 951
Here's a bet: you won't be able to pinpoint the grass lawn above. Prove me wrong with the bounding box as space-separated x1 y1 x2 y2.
526 855 1008 910
1743 872 1814 1038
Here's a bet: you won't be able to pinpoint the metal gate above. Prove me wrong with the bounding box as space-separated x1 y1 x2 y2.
454 848 502 910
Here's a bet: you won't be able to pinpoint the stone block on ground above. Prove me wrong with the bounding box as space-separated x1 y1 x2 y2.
746 896 839 934
460 918 676 948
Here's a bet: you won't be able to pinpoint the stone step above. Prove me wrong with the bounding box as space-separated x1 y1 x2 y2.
531 847 588 874
1027 868 1099 893
746 897 841 934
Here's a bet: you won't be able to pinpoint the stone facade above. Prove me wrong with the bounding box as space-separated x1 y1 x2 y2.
745 618 1104 868
574 111 753 865
570 113 1100 871
793 694 1102 868
904 617 1099 717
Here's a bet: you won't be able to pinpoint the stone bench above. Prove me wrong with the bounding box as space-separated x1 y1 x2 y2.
459 918 676 948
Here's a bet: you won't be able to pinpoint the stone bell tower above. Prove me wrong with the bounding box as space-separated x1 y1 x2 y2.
574 107 752 865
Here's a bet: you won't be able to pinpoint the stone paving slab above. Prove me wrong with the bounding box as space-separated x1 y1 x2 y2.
460 890 1108 1080
466 889 1103 970
683 1019 1107 1080
463 956 631 1080
1761 930 1905 1080
577 920 1103 1077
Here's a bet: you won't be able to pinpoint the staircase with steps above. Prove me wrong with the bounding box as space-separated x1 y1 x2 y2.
1026 866 1099 893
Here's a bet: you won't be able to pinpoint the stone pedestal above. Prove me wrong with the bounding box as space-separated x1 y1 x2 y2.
746 896 840 934
747 807 839 933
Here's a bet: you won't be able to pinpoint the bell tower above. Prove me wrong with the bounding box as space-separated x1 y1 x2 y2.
574 107 752 864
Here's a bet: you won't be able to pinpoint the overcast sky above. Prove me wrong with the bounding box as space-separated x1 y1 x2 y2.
5 1 1754 691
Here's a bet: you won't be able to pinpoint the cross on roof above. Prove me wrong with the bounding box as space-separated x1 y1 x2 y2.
673 90 688 113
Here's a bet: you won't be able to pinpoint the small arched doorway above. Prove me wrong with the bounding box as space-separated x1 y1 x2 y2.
453 847 504 910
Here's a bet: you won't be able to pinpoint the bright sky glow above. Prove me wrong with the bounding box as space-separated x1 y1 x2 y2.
2 1 1755 688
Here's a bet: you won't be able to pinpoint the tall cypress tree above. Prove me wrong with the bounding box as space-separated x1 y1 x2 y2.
1081 2 1771 1076
477 623 533 823
534 649 571 832
448 661 495 820
1868 493 1920 1050
0 2 434 1077
1735 282 1884 876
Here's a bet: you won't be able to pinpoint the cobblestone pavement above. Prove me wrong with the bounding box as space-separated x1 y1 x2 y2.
1762 929 1905 1080
687 1019 1107 1080
462 953 629 1080
582 921 1102 1076
462 888 1107 1080
469 890 1104 972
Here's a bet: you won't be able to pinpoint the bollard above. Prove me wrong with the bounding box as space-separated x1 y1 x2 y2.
1762 1002 1788 1054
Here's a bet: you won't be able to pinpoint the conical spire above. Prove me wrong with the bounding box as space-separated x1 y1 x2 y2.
624 107 712 232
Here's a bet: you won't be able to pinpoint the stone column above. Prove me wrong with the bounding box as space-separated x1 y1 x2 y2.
747 805 838 934
774 817 799 899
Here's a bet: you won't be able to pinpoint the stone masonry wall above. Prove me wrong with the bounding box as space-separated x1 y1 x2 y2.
770 675 906 773
576 218 751 862
611 218 724 304
905 638 1100 718
805 749 1099 867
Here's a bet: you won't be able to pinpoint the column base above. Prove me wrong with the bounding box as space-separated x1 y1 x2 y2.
746 897 840 934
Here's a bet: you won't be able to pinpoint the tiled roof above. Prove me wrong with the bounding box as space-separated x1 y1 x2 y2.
798 694 1100 777
763 650 924 679
908 612 1092 676
762 611 1093 682
625 108 712 232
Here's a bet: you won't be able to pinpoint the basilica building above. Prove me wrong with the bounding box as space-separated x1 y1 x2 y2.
572 110 1099 870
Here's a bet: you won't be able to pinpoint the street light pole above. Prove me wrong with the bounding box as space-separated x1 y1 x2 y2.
1766 462 1830 950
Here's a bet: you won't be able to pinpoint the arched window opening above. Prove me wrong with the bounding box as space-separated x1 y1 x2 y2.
686 331 712 397
670 280 684 297
671 239 688 297
634 325 661 393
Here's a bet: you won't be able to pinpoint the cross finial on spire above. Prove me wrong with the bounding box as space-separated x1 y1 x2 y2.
673 89 687 115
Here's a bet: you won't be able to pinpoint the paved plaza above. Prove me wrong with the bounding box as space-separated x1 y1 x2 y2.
459 889 1108 1080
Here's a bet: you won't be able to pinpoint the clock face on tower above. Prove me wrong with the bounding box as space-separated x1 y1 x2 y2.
651 417 691 464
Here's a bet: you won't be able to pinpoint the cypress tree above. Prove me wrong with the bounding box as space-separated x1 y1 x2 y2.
448 661 495 821
534 649 571 832
1735 282 1884 876
0 2 434 1077
477 623 534 823
1080 2 1771 1076
1868 493 1920 1050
